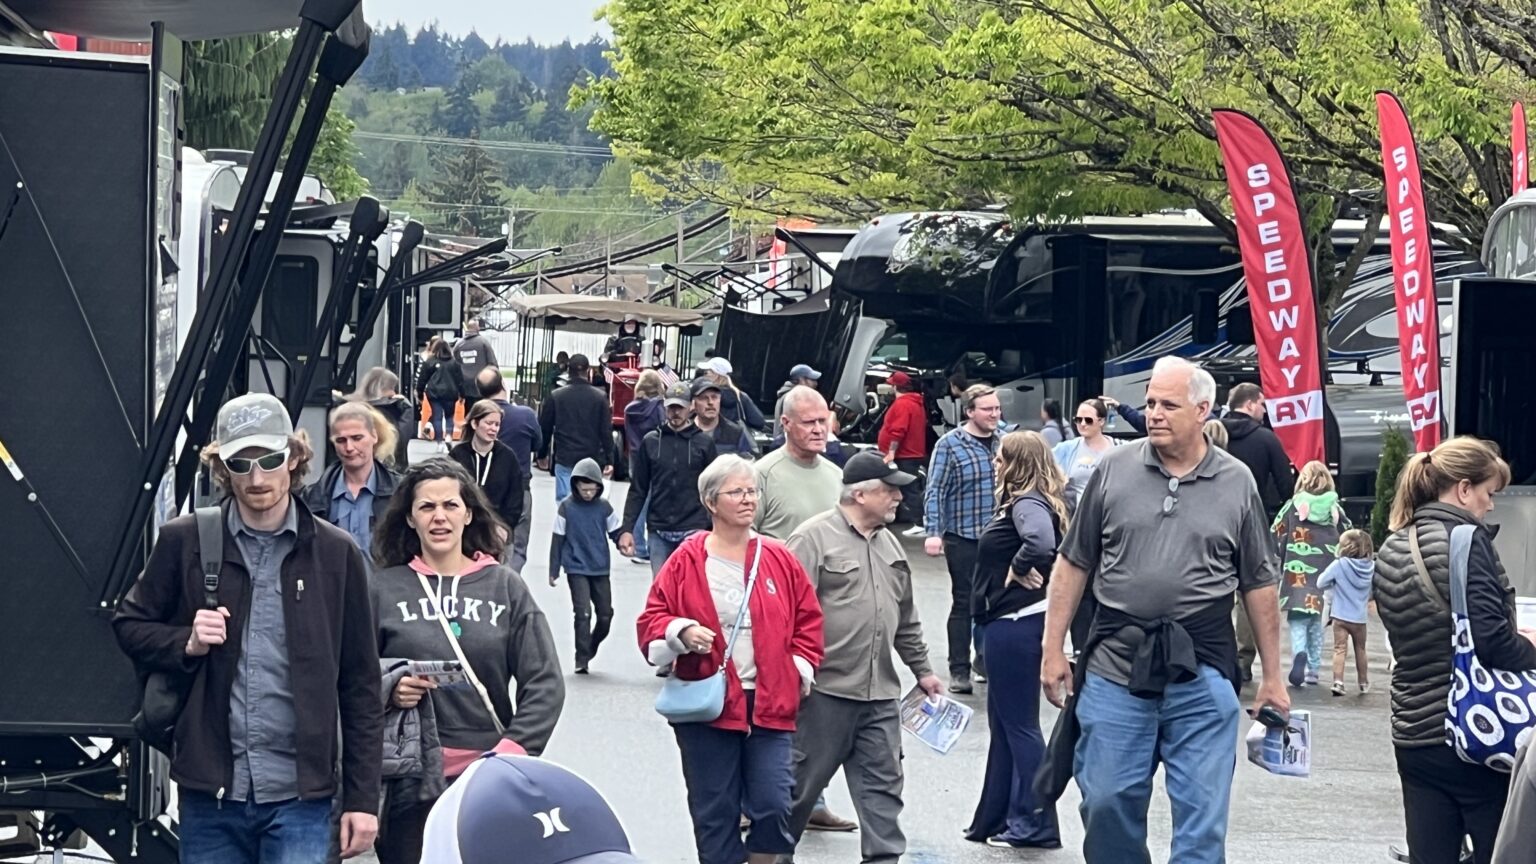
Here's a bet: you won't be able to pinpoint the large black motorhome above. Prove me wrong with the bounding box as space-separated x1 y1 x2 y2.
719 209 1479 511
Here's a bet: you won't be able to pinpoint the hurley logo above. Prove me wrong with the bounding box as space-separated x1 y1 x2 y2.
225 405 274 435
533 807 570 838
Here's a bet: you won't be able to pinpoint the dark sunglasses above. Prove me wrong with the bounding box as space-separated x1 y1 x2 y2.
226 449 290 475
1073 416 1099 425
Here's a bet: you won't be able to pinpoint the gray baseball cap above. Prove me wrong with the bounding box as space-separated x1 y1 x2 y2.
216 393 292 456
663 382 692 408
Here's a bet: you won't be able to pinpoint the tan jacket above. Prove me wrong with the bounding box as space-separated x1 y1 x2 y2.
786 507 932 701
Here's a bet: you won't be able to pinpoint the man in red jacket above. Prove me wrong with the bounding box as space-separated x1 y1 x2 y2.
878 372 930 528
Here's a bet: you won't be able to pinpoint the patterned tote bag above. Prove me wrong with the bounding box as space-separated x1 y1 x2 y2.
1446 524 1536 772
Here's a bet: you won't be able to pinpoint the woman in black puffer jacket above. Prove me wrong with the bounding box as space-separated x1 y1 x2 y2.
1375 435 1536 864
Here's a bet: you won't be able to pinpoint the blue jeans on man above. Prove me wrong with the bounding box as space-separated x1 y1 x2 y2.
1073 665 1241 864
554 463 574 502
179 790 333 864
631 495 651 559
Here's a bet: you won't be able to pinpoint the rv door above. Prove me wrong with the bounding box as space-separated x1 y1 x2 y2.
830 317 892 418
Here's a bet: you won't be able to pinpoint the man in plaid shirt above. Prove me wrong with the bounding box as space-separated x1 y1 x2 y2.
923 383 1003 694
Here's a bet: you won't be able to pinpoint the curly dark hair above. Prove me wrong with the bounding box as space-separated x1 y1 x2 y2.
373 458 508 567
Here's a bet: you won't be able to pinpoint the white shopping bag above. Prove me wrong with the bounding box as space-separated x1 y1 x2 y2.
1245 708 1311 777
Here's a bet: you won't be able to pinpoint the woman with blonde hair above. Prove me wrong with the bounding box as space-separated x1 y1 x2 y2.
1376 436 1533 862
964 430 1064 849
352 366 414 466
1271 459 1349 687
1204 418 1229 450
624 370 668 563
300 400 401 560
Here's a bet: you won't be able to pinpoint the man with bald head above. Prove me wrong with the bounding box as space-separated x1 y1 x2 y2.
1039 356 1288 864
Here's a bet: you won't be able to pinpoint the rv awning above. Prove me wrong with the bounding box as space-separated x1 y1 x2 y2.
508 294 717 327
5 0 355 41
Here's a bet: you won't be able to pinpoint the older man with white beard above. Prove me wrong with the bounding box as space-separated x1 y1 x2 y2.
780 452 944 863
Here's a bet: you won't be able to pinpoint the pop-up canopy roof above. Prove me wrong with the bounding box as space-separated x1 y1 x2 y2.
4 0 348 40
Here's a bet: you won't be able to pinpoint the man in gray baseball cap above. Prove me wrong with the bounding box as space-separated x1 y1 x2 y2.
115 392 383 862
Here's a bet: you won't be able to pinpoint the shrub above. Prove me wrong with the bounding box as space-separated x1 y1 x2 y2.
1370 426 1411 547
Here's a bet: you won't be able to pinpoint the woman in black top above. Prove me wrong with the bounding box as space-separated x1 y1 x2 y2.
416 339 463 447
449 400 524 543
965 430 1066 849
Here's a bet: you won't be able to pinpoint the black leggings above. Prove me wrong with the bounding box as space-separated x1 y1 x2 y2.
377 801 434 864
1395 744 1510 863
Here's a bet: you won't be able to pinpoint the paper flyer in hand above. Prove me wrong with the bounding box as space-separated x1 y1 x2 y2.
1245 709 1312 777
408 660 469 687
899 685 973 755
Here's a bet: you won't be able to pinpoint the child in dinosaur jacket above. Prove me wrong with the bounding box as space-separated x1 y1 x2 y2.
1273 460 1350 688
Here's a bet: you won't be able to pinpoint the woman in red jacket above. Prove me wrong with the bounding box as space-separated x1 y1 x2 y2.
879 371 930 527
637 453 824 864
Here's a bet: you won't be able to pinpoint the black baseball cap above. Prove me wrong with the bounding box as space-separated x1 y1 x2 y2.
690 377 722 398
842 451 916 486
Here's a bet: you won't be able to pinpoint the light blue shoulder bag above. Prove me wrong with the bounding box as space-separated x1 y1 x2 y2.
654 540 763 724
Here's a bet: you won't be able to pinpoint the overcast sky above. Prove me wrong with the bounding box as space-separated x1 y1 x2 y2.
364 0 610 45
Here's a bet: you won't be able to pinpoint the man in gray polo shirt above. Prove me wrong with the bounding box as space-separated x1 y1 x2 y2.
1040 356 1287 864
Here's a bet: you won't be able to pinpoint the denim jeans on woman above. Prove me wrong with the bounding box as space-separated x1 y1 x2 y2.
1073 665 1241 864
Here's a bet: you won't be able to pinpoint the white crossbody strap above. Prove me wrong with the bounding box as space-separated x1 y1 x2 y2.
721 539 764 663
417 573 506 736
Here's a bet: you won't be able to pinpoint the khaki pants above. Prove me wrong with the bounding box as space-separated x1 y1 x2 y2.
1332 620 1369 687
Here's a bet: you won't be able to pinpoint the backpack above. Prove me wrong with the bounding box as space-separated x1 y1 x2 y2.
426 361 460 401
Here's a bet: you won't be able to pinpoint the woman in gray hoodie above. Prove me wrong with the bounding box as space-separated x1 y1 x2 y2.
370 459 565 864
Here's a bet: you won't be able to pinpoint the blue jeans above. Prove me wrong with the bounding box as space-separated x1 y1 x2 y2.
1288 614 1324 679
674 707 795 864
647 529 699 579
179 791 333 864
632 494 651 559
554 463 573 502
1074 666 1241 864
428 397 455 441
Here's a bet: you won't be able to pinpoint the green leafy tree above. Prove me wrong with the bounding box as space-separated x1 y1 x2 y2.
311 103 369 200
1371 427 1412 547
580 0 1533 336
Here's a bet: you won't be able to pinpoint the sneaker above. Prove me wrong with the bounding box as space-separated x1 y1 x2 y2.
655 665 672 678
1360 682 1372 695
985 835 1063 850
1288 652 1307 688
630 555 650 565
950 672 973 695
575 662 589 675
902 525 927 538
1304 672 1319 686
1331 682 1346 697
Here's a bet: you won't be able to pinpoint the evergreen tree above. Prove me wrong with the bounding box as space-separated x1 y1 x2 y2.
1371 428 1411 548
435 71 481 138
426 138 504 237
488 79 528 127
412 26 456 88
461 31 492 65
184 34 288 149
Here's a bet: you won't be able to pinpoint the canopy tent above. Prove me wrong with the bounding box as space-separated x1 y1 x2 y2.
3 0 361 41
505 293 717 327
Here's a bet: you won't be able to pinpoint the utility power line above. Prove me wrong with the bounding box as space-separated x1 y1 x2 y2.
354 130 614 158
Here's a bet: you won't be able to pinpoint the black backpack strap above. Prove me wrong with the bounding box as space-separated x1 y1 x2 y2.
194 506 222 610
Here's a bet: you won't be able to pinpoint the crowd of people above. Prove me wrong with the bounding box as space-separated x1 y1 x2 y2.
108 318 1536 864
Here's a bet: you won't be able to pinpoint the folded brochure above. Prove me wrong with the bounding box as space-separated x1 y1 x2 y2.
408 660 469 687
899 685 973 755
1245 708 1311 777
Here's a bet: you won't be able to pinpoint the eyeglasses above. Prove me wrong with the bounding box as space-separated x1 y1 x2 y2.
1073 416 1098 425
1162 476 1180 515
226 448 290 475
719 487 760 501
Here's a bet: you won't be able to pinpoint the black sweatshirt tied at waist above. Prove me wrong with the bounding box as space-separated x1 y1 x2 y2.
1035 596 1238 805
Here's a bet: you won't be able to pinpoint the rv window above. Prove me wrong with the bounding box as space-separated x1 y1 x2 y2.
1453 278 1536 484
261 256 318 358
427 286 454 326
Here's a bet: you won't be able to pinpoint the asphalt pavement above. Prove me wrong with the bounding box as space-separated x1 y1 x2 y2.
484 467 1411 864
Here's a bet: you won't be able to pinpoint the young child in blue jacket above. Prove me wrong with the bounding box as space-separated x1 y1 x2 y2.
548 457 624 674
1318 528 1375 696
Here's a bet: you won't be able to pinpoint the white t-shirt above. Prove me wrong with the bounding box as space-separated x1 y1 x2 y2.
706 554 756 688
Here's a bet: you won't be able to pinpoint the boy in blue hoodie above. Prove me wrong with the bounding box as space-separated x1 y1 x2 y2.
1318 528 1375 696
548 457 624 674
